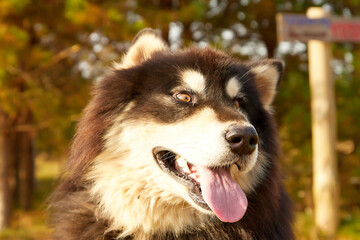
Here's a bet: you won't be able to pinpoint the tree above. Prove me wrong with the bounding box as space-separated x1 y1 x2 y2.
0 111 11 229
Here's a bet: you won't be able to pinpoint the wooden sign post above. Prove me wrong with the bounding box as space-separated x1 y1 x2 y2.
276 6 360 239
307 8 339 240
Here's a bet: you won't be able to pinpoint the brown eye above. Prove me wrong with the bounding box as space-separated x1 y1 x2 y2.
175 93 192 103
234 98 243 110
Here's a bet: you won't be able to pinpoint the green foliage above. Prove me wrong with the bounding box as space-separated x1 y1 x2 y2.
107 8 124 23
0 0 30 16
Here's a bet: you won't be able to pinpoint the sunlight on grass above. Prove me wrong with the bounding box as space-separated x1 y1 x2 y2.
294 209 316 240
295 209 360 240
338 209 360 240
0 155 62 240
0 210 52 240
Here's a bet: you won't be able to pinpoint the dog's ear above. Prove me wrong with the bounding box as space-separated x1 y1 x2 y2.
248 60 283 110
114 28 169 69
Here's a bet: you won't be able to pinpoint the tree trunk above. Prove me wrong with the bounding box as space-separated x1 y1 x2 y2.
18 132 34 209
0 112 10 230
258 0 277 58
17 109 34 210
7 132 17 212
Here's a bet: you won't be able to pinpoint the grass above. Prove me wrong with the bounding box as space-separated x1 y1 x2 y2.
338 209 360 240
294 208 360 240
0 155 61 240
0 156 359 239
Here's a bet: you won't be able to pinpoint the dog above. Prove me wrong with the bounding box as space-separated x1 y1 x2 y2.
50 29 294 239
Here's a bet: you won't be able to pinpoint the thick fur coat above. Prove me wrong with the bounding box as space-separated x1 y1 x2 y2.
50 29 294 240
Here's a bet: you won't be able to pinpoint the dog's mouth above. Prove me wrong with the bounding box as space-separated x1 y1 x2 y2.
153 147 248 223
152 147 207 208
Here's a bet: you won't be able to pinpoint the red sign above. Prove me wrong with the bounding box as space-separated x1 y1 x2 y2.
277 13 360 42
331 19 360 42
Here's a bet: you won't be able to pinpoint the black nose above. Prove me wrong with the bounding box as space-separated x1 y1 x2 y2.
225 124 258 155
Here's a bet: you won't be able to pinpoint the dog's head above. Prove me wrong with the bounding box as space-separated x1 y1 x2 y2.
79 29 282 235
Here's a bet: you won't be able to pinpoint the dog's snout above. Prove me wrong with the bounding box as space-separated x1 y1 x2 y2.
225 125 258 155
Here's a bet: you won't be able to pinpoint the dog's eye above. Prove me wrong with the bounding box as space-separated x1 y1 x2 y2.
234 98 244 110
175 93 192 103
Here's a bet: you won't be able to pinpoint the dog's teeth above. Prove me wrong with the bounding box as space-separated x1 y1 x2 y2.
175 156 191 174
188 173 197 179
179 164 191 174
182 166 191 174
176 157 187 167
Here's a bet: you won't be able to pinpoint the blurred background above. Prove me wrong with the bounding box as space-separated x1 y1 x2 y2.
0 0 359 239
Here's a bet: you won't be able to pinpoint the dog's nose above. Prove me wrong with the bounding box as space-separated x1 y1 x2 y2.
225 124 258 155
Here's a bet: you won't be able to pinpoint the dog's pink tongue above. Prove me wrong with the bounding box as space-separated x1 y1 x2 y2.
197 166 247 223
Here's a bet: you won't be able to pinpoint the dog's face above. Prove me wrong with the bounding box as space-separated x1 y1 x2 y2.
86 29 282 235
